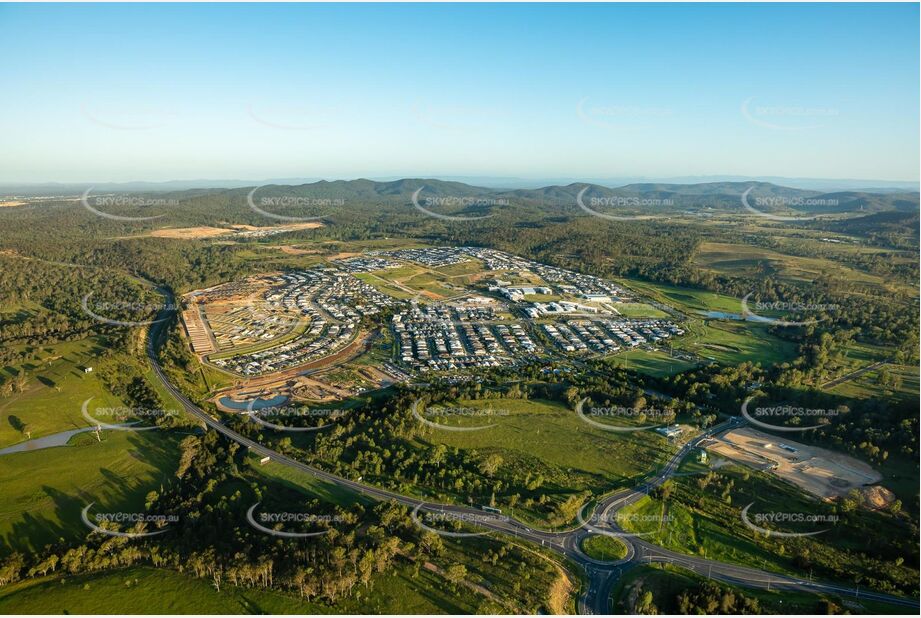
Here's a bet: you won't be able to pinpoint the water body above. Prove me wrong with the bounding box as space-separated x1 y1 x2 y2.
219 394 288 411
0 427 98 456
701 311 744 320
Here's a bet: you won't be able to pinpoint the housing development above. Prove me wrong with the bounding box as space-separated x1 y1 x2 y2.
179 247 687 383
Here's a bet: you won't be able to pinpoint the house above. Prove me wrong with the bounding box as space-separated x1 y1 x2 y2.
655 424 682 439
696 449 708 464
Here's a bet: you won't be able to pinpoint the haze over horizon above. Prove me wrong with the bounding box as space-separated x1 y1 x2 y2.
1 3 919 183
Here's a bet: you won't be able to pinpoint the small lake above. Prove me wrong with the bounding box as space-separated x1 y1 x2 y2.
701 311 744 320
219 394 288 411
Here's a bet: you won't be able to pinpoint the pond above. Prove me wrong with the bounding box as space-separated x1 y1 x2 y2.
218 394 288 411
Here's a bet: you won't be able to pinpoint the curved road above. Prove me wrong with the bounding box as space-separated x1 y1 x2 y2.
146 298 918 614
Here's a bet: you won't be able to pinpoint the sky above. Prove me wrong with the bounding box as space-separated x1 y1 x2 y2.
0 2 918 184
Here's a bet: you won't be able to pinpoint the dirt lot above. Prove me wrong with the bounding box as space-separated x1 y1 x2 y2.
149 226 234 239
277 245 321 255
705 427 885 502
147 222 323 240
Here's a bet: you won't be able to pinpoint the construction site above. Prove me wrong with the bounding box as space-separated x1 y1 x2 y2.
702 427 889 504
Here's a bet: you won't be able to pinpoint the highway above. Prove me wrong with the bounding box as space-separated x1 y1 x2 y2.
146 297 919 614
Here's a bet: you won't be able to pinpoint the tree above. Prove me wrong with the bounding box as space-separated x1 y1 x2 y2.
445 563 467 588
478 453 503 477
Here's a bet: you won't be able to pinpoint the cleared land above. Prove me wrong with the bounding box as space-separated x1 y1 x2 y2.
146 222 323 240
702 427 886 502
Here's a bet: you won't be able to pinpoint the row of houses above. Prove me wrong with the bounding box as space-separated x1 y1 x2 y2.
392 302 541 372
543 319 685 354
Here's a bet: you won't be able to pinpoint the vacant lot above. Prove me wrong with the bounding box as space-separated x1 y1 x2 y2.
704 427 885 502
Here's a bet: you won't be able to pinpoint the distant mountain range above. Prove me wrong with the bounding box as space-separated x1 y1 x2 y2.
225 178 919 216
3 177 918 217
1 175 918 195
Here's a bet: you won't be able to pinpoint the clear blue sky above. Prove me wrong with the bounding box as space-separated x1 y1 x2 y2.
1 2 918 183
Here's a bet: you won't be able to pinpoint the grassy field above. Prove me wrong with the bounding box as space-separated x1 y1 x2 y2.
413 398 675 525
0 565 480 614
433 259 483 278
354 272 417 299
611 563 914 615
0 338 127 448
606 348 699 377
620 279 744 315
580 534 627 561
0 430 181 553
671 320 799 366
693 241 917 297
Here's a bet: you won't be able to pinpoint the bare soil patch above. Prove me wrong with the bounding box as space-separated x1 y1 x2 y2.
705 426 883 501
